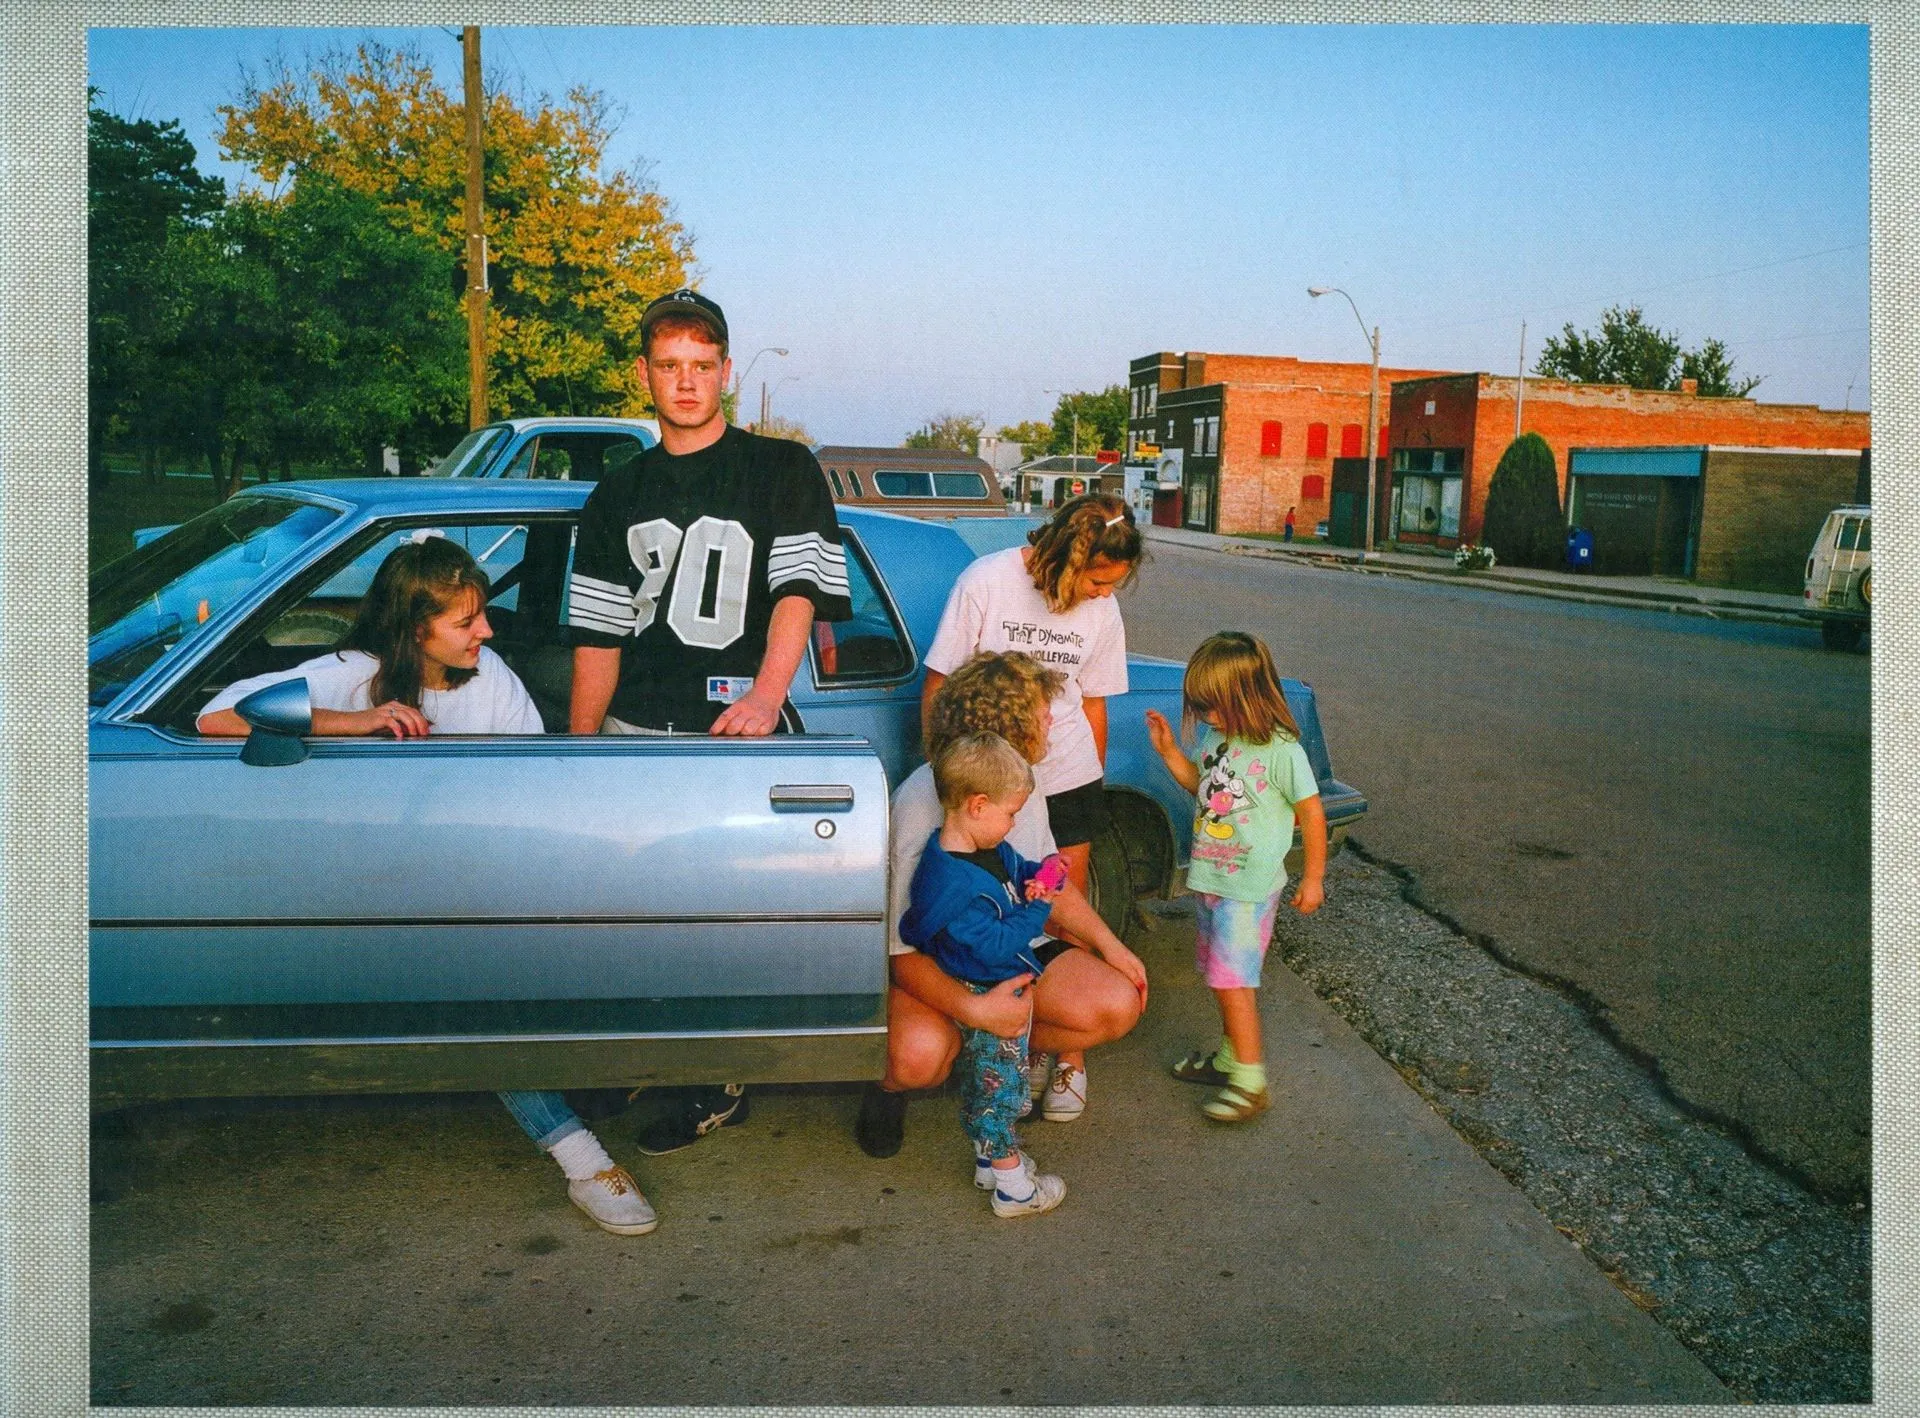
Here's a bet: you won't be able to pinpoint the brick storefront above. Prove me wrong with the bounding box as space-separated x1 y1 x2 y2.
1129 351 1453 535
1387 373 1870 549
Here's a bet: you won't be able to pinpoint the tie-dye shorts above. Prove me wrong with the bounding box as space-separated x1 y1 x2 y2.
1192 890 1283 989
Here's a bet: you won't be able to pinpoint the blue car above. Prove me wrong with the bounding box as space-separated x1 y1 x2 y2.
89 479 1365 1105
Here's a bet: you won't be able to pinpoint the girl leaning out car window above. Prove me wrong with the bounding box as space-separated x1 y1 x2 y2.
195 537 662 1238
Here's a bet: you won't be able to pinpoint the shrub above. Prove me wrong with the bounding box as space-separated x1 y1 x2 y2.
1454 543 1496 571
1480 433 1564 569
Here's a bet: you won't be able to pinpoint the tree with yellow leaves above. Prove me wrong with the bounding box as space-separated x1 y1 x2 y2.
221 41 694 421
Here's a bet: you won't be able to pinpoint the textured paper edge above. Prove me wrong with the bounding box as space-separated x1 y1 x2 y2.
2 1 1905 1415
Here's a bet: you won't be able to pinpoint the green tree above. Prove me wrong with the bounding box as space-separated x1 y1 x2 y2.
148 173 466 500
1535 304 1761 397
997 419 1054 461
1049 385 1128 454
87 97 225 490
904 412 984 451
220 42 693 421
1479 433 1564 570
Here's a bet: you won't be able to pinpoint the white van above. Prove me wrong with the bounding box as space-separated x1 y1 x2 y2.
1803 505 1871 650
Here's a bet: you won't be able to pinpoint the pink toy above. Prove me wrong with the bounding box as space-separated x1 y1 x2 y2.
1032 854 1070 893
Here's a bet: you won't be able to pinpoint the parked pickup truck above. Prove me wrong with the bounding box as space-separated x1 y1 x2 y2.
89 481 1367 1106
432 416 659 481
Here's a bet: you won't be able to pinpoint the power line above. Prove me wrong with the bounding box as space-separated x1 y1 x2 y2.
1403 241 1869 336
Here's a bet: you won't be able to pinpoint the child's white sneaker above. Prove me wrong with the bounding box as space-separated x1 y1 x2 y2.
568 1166 658 1235
973 1143 1033 1190
989 1166 1066 1218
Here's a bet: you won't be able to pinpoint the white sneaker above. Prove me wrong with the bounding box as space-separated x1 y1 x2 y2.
568 1166 658 1235
1019 1052 1052 1119
974 1144 1034 1190
990 1169 1067 1218
1041 1061 1087 1122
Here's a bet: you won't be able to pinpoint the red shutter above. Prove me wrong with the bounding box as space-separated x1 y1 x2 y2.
1340 423 1363 458
1306 423 1328 458
1301 475 1326 500
1259 420 1283 456
1377 423 1390 458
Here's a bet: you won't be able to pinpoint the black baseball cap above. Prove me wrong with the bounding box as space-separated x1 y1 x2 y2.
640 287 728 350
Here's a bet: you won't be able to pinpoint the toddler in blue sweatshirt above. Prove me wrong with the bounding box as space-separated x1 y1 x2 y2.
899 732 1069 1217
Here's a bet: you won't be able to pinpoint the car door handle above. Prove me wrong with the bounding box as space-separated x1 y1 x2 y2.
770 784 855 813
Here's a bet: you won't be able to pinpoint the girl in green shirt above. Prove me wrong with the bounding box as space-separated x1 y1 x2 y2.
1146 631 1328 1122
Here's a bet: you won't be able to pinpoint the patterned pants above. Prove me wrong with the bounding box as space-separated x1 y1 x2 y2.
957 984 1030 1162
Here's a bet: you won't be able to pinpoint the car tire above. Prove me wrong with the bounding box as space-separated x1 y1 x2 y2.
1085 818 1136 942
1857 569 1872 610
1821 618 1864 652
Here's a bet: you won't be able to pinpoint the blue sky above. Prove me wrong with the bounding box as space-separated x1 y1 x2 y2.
89 24 1870 445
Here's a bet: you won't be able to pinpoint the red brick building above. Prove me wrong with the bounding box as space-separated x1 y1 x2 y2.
1384 373 1871 549
1127 351 1454 534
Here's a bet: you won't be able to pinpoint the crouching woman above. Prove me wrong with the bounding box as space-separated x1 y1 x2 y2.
856 650 1149 1157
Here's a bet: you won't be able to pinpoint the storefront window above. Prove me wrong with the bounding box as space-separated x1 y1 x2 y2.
1398 475 1462 538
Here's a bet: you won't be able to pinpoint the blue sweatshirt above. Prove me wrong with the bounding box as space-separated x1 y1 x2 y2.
898 832 1053 985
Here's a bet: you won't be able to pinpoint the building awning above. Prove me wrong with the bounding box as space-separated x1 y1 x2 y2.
1568 447 1704 478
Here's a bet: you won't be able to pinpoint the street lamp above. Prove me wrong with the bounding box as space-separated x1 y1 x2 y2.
764 374 801 431
1308 286 1381 565
734 346 787 425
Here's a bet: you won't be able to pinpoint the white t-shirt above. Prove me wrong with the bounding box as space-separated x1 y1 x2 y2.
201 647 545 736
922 546 1129 797
888 762 1057 956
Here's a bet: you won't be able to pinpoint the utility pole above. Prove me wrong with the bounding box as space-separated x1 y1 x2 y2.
1515 320 1527 438
462 26 489 429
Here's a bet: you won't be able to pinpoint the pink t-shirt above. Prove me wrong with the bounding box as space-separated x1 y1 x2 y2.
923 546 1129 796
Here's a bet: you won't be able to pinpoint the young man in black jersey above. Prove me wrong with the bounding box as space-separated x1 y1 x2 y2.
568 289 853 1152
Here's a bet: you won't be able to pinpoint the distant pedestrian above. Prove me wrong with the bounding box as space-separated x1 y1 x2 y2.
1283 505 1296 542
898 733 1069 1217
1144 631 1327 1123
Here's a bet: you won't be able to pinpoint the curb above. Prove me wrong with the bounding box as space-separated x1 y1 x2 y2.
1150 532 1812 629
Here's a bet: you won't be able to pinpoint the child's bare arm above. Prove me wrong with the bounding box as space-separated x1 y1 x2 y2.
1144 709 1199 792
1293 793 1327 915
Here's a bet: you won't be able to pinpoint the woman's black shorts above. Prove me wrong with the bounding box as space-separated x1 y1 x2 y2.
1044 777 1110 850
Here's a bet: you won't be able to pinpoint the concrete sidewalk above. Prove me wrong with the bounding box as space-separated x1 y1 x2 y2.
90 906 1731 1405
1144 523 1812 626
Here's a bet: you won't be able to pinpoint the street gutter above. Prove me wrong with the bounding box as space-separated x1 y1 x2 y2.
1147 530 1814 630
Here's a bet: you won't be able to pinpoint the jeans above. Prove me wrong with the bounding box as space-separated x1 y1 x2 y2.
498 1090 587 1150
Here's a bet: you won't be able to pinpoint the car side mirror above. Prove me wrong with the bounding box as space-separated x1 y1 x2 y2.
235 677 313 767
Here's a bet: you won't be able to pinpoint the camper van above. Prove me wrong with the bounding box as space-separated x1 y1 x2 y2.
1803 505 1871 650
813 445 1008 516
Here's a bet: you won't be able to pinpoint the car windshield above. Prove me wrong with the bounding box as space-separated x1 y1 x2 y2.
88 496 341 702
433 425 511 477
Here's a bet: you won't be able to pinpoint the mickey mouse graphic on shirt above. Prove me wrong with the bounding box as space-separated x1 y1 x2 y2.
1190 739 1278 876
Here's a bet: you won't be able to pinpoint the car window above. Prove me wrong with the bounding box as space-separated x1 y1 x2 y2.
1857 519 1871 554
89 498 342 704
847 469 865 497
827 468 846 498
810 534 912 683
152 516 552 733
931 472 989 499
433 424 512 478
498 438 539 480
539 432 648 481
874 470 934 499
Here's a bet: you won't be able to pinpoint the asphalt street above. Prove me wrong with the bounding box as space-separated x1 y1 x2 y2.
1120 542 1871 1197
90 902 1727 1406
